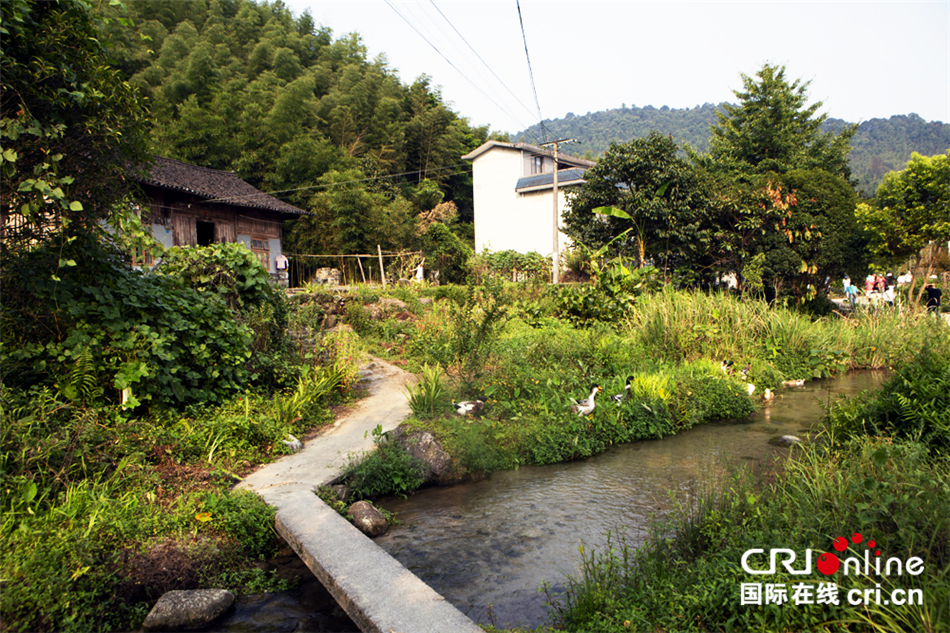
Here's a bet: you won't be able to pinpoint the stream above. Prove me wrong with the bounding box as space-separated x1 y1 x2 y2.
218 370 886 631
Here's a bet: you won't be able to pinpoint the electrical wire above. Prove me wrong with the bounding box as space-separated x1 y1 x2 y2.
204 162 475 204
515 0 547 143
383 0 529 132
427 0 539 124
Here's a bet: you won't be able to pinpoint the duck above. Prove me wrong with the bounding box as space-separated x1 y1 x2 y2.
610 376 635 404
782 379 805 388
452 399 485 416
762 388 774 404
747 382 756 396
740 363 751 380
282 434 303 452
720 359 735 375
570 385 601 416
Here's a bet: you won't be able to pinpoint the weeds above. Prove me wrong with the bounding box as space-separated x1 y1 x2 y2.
405 363 449 419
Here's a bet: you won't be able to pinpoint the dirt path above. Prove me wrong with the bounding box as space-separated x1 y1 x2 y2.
236 356 416 500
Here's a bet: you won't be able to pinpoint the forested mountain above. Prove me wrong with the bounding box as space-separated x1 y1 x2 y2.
99 0 489 255
518 106 950 196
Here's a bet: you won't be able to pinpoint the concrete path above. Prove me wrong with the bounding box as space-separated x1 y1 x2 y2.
238 357 416 496
237 357 483 633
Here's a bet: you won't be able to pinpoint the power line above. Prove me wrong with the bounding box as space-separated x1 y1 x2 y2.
383 0 530 132
383 0 544 144
515 0 546 143
205 163 474 204
427 0 539 124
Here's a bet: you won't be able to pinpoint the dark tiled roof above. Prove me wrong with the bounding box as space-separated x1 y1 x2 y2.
516 168 588 191
140 156 308 215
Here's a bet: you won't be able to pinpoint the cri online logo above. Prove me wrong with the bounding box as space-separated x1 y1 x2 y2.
741 532 925 577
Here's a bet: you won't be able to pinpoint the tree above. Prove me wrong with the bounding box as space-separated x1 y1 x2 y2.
564 132 710 274
1 0 151 248
705 64 855 181
856 151 950 299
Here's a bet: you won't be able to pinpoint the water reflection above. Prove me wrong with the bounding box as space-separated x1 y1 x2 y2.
373 371 887 629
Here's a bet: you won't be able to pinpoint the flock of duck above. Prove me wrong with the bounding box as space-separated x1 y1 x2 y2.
452 361 805 419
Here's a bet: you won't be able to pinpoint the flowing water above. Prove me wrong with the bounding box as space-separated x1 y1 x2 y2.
373 370 887 629
219 370 885 631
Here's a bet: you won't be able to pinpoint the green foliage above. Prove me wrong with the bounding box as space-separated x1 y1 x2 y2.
518 106 946 197
564 132 710 273
420 222 473 284
155 242 276 311
472 249 551 282
0 0 151 250
706 64 856 179
342 425 426 500
555 437 950 632
552 325 950 633
405 363 449 419
196 490 278 560
102 0 489 246
446 278 509 388
156 242 298 389
1 236 252 408
823 346 950 455
857 150 950 278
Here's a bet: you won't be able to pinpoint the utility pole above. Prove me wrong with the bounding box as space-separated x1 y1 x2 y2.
540 138 575 284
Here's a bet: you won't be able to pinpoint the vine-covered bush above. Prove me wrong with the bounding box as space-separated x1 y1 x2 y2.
155 242 295 390
1 236 252 407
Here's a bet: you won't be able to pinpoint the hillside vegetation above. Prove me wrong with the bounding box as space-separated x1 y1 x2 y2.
518 106 950 196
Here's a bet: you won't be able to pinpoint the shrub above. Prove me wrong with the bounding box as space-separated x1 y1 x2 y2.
197 490 279 560
405 363 449 418
1 236 252 408
823 346 950 455
341 426 427 499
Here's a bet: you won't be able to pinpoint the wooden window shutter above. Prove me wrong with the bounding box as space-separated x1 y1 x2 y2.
173 214 197 246
215 221 236 243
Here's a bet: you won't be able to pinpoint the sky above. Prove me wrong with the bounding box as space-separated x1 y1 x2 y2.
284 1 950 135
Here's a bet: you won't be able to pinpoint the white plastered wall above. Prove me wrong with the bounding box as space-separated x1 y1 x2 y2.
472 147 574 255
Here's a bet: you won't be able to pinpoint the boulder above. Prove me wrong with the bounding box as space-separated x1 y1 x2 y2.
142 589 234 632
348 500 388 536
390 427 453 483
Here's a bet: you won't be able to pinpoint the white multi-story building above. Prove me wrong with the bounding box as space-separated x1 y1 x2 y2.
462 141 594 255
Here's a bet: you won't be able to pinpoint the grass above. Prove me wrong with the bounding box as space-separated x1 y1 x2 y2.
3 280 946 632
552 343 950 633
0 329 364 632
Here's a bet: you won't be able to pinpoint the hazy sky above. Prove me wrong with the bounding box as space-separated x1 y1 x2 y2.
284 1 950 135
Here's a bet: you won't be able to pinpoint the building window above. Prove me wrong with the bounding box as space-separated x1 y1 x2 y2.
250 237 270 270
531 155 544 174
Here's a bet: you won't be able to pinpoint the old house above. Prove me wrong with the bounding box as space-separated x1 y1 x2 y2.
462 140 594 255
136 156 309 285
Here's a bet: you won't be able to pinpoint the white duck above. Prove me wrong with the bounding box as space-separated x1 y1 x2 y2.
610 376 635 405
570 385 601 416
452 399 485 416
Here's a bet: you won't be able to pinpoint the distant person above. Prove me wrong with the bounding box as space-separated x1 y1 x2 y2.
925 283 942 315
845 279 859 308
883 284 895 307
414 258 425 283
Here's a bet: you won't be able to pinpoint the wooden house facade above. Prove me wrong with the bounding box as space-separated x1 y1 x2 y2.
136 156 309 285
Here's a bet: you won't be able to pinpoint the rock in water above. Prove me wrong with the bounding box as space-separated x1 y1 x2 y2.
142 589 234 631
348 500 388 537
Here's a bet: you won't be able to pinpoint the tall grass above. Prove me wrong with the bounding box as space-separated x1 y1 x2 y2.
625 289 947 378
